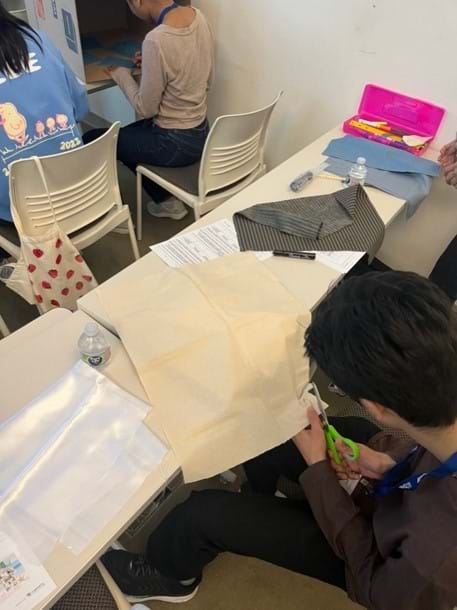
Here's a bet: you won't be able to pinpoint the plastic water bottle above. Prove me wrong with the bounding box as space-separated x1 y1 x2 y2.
78 322 111 367
347 157 367 186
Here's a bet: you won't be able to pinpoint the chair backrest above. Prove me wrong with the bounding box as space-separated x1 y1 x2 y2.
9 122 122 237
199 92 283 196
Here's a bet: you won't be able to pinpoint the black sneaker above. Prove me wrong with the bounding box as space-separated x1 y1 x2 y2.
101 550 199 603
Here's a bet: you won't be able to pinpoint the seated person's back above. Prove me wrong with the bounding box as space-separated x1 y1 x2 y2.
0 2 88 222
118 3 214 128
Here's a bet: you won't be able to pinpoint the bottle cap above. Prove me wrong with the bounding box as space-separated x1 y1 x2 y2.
357 157 366 165
84 322 99 337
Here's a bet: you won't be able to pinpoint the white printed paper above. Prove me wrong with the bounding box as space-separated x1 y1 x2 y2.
0 528 55 610
312 251 365 274
252 250 364 274
150 219 363 275
150 219 270 267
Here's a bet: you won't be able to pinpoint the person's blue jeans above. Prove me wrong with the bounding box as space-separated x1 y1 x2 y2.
83 119 209 203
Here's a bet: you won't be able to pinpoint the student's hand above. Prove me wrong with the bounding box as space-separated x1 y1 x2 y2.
439 139 457 166
442 161 457 188
293 407 327 466
134 51 142 69
329 440 395 481
103 65 118 78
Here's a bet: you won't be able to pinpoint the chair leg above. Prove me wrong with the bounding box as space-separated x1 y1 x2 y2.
0 314 10 337
127 216 140 261
136 171 143 242
0 235 20 260
193 204 201 221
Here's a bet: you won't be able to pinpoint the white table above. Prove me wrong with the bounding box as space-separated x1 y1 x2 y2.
78 127 407 333
0 309 180 609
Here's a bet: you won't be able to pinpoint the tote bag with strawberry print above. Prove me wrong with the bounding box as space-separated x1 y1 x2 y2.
1 157 97 312
3 226 97 312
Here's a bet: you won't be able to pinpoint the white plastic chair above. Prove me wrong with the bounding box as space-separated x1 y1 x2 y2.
0 314 9 337
1 122 139 261
135 92 283 239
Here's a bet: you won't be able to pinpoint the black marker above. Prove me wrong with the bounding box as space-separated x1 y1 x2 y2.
273 250 316 260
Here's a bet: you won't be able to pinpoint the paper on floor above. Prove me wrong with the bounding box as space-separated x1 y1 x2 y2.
0 363 167 561
150 219 270 268
0 521 55 610
100 252 313 483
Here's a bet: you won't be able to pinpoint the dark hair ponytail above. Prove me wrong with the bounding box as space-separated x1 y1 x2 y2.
0 2 43 76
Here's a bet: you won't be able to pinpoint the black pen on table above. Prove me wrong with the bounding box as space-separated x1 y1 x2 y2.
273 250 316 260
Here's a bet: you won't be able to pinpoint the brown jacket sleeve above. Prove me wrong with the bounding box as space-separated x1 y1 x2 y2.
300 461 447 610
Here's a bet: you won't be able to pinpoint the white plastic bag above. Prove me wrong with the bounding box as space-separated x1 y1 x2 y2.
0 363 167 560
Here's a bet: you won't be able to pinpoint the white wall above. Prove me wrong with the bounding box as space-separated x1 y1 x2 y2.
194 0 457 274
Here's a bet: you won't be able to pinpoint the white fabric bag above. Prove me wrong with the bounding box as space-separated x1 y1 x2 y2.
1 157 97 312
100 253 313 482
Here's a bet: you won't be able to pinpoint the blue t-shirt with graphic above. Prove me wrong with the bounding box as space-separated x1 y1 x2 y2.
0 31 89 221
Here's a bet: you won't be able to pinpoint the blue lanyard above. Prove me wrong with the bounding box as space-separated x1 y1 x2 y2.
157 2 178 26
374 448 457 497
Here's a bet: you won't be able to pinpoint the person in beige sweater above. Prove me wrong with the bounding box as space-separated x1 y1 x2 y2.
83 1 214 220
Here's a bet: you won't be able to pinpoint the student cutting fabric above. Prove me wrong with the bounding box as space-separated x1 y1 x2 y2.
430 139 457 300
102 272 457 610
0 1 88 253
84 0 214 221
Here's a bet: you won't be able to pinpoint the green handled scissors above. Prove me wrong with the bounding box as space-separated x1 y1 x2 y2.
311 382 360 466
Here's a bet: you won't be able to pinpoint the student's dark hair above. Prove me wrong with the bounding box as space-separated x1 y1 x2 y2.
0 2 42 76
305 271 457 428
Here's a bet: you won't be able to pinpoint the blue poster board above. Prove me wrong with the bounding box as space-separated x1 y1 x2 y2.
61 8 78 54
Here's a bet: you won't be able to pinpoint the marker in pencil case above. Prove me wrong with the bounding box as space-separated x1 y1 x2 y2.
273 250 316 260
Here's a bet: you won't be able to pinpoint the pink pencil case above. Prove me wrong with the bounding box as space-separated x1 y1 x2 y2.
343 84 445 156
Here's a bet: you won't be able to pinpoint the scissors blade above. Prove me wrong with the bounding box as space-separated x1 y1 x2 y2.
311 382 329 425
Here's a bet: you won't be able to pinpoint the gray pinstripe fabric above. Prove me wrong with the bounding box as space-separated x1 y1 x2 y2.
233 185 385 257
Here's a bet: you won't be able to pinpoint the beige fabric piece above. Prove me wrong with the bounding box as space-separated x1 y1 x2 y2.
100 253 312 482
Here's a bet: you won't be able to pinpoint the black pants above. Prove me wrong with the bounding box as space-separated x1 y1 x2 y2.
430 234 457 301
147 416 379 590
83 119 209 203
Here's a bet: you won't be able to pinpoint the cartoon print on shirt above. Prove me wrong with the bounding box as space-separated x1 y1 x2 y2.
0 103 28 146
46 117 57 134
1 106 78 170
35 121 45 139
56 114 69 130
0 53 79 176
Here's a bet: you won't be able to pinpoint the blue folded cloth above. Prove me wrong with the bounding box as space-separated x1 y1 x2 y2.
325 157 432 218
323 135 440 177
